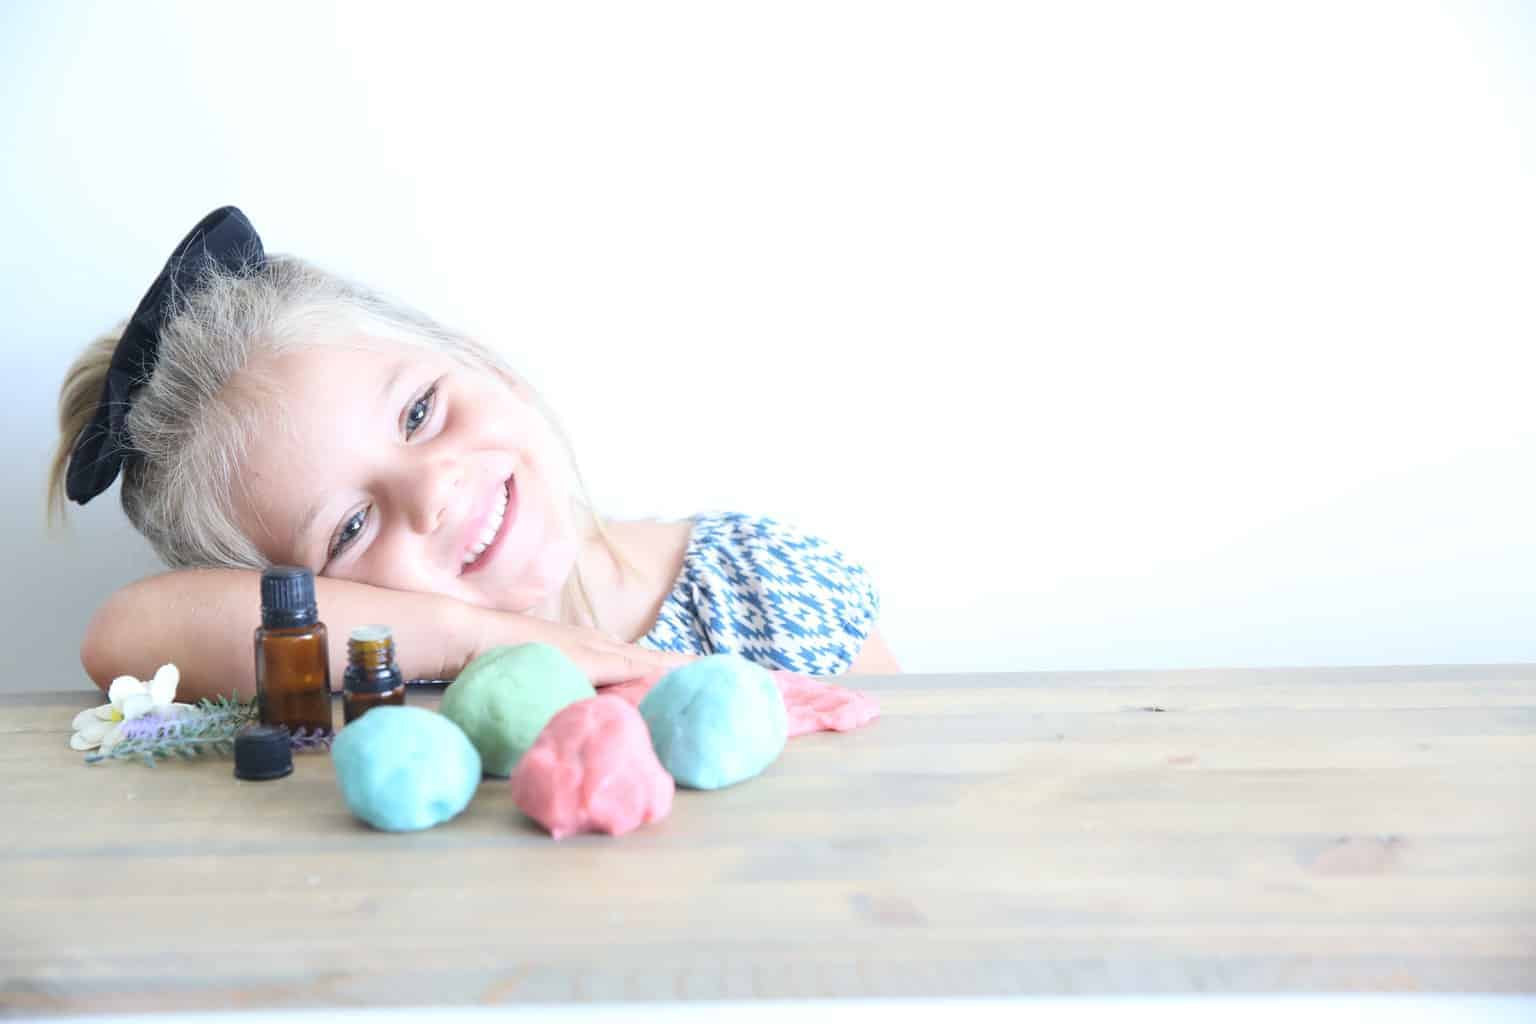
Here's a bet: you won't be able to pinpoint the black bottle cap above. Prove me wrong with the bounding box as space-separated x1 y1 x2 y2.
261 566 318 628
234 725 294 781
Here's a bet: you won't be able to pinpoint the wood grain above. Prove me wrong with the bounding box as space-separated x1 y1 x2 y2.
2 664 1534 1012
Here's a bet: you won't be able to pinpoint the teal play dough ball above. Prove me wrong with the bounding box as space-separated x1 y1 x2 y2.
331 706 481 832
639 653 788 790
439 642 596 776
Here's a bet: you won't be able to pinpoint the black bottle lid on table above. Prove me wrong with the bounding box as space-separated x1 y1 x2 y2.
234 725 294 781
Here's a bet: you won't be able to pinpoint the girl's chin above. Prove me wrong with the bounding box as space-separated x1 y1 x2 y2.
474 542 580 618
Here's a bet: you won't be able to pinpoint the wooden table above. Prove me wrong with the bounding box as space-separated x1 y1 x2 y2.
3 664 1534 1014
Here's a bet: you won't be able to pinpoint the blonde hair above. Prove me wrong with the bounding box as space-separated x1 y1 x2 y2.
48 254 639 634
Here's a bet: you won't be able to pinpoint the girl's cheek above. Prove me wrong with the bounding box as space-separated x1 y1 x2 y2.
352 537 408 591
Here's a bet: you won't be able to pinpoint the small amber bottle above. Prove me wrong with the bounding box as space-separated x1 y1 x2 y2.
342 624 406 724
254 566 334 737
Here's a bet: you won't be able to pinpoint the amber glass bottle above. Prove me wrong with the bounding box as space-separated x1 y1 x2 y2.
254 567 334 736
342 624 406 724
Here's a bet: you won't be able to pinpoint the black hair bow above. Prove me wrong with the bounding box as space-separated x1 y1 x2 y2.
66 206 266 505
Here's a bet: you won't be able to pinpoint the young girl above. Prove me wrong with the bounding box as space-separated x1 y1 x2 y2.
50 207 899 702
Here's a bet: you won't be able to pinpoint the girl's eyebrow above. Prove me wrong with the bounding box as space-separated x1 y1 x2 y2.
379 359 412 403
294 501 329 570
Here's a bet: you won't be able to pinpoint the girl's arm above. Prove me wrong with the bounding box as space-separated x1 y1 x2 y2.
80 568 690 702
845 626 902 675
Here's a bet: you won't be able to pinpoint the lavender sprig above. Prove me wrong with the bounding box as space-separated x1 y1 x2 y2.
85 695 330 766
287 727 334 752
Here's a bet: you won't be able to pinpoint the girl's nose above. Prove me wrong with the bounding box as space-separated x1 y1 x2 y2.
405 456 465 535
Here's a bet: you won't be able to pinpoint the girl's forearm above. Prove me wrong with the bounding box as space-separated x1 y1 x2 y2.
80 569 688 702
82 569 485 701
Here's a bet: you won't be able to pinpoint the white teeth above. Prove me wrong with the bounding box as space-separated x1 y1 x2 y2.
461 481 511 567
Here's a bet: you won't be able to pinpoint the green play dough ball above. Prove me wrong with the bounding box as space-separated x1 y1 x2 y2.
439 642 595 776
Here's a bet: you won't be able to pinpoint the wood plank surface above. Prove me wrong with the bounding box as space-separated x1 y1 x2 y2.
2 664 1534 1012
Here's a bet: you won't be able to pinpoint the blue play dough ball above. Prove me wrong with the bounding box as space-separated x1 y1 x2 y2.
331 706 482 831
639 653 787 790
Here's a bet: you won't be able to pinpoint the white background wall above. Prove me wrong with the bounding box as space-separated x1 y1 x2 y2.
3 0 1533 693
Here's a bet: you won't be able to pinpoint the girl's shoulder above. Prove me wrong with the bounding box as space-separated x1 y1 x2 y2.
641 511 880 675
685 510 868 579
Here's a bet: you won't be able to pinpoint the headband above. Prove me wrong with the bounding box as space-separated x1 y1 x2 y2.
66 206 266 505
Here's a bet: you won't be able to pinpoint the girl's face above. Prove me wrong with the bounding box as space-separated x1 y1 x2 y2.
232 337 582 616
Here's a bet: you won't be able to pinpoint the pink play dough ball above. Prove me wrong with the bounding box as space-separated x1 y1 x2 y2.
511 694 675 839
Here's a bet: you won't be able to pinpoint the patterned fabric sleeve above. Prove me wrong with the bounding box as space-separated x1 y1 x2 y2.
639 512 881 677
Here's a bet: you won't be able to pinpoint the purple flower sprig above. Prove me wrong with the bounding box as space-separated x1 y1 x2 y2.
85 695 330 766
287 727 334 753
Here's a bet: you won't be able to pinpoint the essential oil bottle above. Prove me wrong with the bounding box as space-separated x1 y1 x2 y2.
342 624 406 724
254 566 334 737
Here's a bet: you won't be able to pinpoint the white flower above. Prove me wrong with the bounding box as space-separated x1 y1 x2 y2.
70 664 193 754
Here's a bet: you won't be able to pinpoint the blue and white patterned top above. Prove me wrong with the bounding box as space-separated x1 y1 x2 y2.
637 512 881 677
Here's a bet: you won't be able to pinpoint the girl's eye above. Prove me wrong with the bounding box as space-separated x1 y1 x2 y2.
330 507 369 559
405 386 437 438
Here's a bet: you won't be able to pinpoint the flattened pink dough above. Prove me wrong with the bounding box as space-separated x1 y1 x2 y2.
772 671 880 735
597 669 879 738
511 695 674 839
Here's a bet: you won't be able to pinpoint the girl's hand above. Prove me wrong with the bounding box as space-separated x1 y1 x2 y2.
461 604 693 686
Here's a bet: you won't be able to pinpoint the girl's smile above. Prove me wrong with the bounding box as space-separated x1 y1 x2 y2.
458 476 514 574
